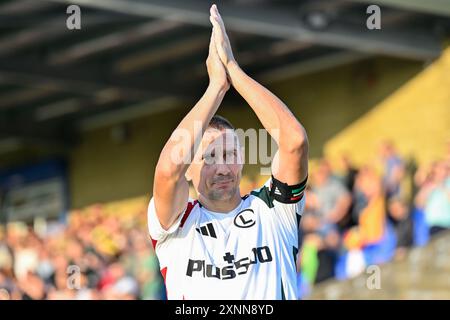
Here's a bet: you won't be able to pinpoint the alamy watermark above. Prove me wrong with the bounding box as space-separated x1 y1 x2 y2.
66 264 81 290
366 5 381 30
66 4 381 31
168 121 279 175
66 5 81 30
366 265 381 290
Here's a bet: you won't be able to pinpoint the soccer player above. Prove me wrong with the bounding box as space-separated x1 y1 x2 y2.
148 4 309 299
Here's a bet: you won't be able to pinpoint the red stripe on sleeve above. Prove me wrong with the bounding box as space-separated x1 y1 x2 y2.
161 266 167 282
150 237 157 250
150 200 197 249
180 200 197 228
160 266 168 298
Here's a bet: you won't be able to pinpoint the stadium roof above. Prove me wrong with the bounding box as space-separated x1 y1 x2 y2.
0 0 449 153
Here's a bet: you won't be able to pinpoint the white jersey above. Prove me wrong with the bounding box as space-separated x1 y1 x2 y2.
147 178 306 300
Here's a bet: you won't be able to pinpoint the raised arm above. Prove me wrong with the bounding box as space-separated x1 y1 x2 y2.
210 5 308 184
153 31 229 230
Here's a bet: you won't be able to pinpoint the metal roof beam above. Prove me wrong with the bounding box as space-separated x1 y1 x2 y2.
47 0 442 60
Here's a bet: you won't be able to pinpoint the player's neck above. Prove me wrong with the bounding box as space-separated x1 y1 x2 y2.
199 192 242 213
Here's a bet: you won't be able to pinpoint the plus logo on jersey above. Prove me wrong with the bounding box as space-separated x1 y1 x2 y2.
186 246 273 280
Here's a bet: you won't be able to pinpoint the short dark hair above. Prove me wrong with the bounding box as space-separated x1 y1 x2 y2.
208 115 235 131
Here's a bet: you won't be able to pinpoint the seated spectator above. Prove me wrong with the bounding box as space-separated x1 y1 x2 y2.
336 166 394 279
298 230 338 284
379 140 406 200
299 160 353 285
387 197 413 260
336 154 358 193
352 166 386 246
415 160 450 235
309 159 352 233
335 154 359 230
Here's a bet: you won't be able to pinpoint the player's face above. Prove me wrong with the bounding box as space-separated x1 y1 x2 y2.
190 128 243 201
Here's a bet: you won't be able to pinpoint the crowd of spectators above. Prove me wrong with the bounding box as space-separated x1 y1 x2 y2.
0 200 164 300
296 141 450 297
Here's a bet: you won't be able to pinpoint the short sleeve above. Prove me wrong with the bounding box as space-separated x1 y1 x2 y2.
251 176 307 234
147 197 185 242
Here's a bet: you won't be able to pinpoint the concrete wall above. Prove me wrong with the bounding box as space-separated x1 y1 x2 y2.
325 47 450 167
